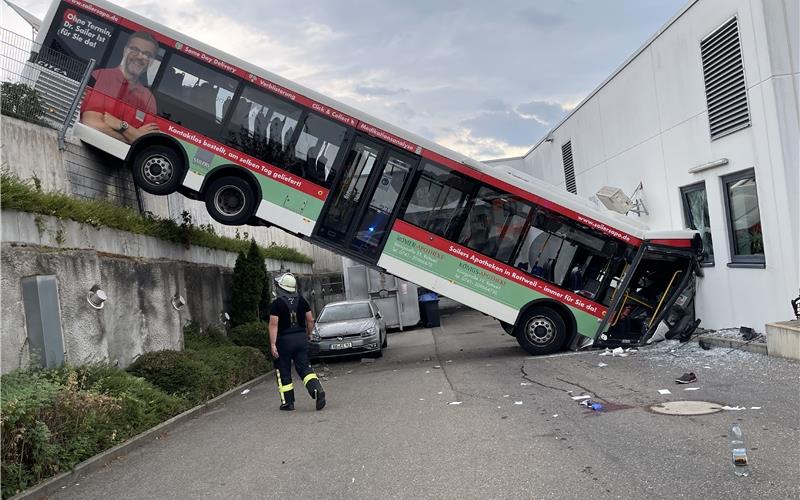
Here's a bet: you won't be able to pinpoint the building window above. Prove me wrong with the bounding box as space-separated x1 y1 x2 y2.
680 182 714 265
722 169 764 267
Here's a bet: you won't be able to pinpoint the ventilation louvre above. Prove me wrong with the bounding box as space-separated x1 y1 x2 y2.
561 141 576 194
701 17 750 140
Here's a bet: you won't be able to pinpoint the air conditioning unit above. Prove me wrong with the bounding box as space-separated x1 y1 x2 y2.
596 186 632 215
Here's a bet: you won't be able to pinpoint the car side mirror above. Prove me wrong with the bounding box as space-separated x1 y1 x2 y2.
375 312 382 319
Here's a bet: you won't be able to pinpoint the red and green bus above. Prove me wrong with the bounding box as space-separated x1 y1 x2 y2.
35 0 703 355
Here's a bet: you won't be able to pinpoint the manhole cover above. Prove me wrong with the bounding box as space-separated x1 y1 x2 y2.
648 401 723 416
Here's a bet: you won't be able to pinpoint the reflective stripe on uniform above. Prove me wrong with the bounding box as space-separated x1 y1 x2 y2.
276 370 286 404
279 383 294 393
303 373 319 385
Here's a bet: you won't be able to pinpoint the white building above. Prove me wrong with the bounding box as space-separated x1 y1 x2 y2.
487 0 799 331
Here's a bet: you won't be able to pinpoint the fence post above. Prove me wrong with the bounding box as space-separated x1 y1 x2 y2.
58 58 95 151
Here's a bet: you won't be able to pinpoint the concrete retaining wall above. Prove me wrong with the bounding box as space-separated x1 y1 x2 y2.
0 116 343 273
0 210 317 374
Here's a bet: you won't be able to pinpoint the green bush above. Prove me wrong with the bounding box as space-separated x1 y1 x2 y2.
192 346 270 390
231 240 267 326
126 351 218 404
1 369 121 498
183 322 232 351
229 321 270 356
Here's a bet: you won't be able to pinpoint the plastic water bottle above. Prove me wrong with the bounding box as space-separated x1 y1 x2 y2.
730 423 749 476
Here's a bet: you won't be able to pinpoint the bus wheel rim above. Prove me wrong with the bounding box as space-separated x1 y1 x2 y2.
142 155 173 185
214 185 245 217
525 316 555 345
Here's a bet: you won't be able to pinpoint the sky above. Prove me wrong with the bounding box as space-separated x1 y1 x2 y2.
2 0 686 160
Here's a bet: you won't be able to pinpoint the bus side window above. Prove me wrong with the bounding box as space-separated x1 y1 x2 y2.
285 114 348 188
400 162 475 238
221 86 302 168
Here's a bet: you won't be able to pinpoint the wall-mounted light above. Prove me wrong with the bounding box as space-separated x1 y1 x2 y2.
87 284 107 309
171 293 186 311
219 311 230 325
688 158 728 174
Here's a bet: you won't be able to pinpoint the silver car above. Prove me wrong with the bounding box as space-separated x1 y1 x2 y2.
310 300 387 358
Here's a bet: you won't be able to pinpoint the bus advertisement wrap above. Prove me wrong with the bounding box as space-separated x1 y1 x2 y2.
383 221 604 337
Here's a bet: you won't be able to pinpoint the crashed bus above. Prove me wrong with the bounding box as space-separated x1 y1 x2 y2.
34 0 703 355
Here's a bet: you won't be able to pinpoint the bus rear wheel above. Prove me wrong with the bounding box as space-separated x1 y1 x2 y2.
515 306 567 355
132 145 184 195
205 176 257 226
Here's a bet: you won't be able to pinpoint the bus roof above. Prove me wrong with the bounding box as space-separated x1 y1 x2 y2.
46 0 696 246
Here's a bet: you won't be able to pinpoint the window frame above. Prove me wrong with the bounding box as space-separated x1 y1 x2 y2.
721 168 765 268
679 181 714 267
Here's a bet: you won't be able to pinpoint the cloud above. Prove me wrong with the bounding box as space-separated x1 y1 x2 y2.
460 104 551 147
516 101 566 126
354 85 410 97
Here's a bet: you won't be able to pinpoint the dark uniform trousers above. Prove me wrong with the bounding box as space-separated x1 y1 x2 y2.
275 331 322 405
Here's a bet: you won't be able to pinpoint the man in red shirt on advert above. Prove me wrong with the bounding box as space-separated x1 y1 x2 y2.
80 31 160 144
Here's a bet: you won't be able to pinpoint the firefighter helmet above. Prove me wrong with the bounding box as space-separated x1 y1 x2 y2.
275 273 297 293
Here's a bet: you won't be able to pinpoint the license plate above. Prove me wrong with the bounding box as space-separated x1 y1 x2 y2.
330 342 352 350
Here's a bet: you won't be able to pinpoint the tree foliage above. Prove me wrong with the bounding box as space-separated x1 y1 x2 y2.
230 239 266 326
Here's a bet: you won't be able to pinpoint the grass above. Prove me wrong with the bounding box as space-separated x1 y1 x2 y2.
0 170 312 264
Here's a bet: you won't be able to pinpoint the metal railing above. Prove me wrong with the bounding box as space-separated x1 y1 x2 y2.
1 28 94 148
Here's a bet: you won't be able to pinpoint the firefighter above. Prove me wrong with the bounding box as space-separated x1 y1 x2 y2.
268 272 326 411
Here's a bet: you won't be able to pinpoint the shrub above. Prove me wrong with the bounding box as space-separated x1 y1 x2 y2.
45 364 188 435
192 346 270 390
126 351 218 404
229 321 270 356
183 322 232 351
1 369 121 498
230 240 267 326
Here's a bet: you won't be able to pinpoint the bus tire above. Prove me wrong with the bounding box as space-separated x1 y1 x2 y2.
205 176 257 226
131 145 184 195
500 321 516 336
515 306 567 355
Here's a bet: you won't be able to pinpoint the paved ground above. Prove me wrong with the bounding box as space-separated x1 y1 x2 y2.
51 308 799 499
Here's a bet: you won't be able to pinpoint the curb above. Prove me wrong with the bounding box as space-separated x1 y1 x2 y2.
695 335 768 355
10 372 273 500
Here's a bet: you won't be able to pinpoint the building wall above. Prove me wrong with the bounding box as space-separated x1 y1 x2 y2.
488 0 799 330
0 117 343 273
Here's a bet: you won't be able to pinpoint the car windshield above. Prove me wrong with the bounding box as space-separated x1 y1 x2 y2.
318 303 373 322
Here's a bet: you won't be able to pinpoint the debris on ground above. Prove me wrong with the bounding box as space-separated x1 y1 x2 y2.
675 372 698 384
240 389 250 395
448 401 463 405
598 363 608 367
514 401 523 405
433 365 441 369
720 405 746 411
572 394 592 400
590 403 603 411
658 389 672 395
684 387 700 391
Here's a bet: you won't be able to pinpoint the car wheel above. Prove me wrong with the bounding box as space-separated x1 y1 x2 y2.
204 176 257 226
515 306 567 355
381 332 388 348
132 145 185 195
370 348 383 358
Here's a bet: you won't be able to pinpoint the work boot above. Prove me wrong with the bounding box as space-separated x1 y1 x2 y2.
279 402 294 411
315 389 326 411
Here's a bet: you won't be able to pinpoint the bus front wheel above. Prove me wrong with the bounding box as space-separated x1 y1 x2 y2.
515 306 567 355
131 145 184 195
204 176 257 226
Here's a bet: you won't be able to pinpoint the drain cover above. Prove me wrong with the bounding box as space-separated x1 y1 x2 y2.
649 401 723 416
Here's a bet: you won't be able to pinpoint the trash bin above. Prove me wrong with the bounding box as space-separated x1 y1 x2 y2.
419 292 440 328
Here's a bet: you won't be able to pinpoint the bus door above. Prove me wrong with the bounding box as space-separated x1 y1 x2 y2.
589 244 698 348
315 136 417 263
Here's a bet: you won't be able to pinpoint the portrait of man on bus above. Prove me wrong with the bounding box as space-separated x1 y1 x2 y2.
79 31 161 144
